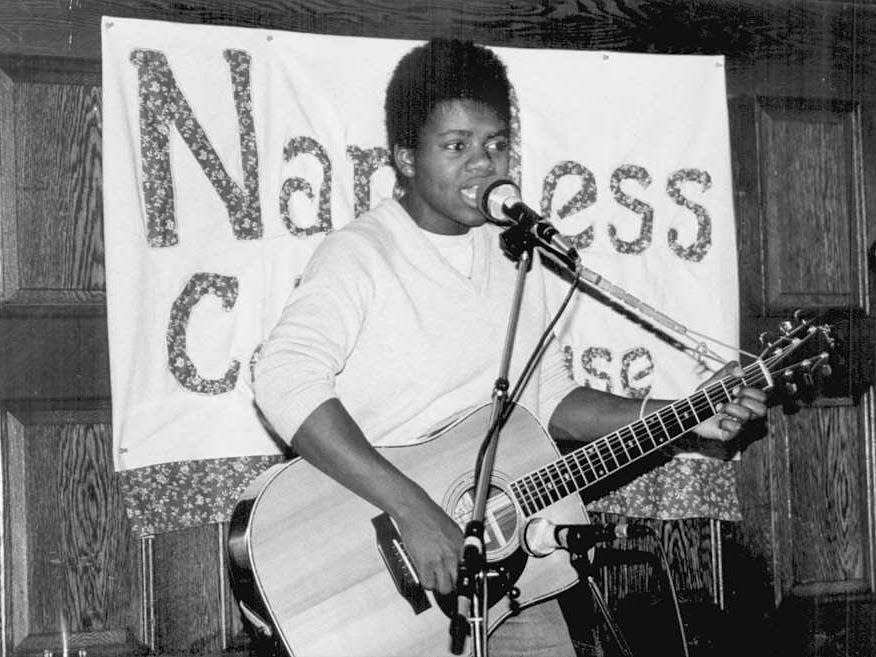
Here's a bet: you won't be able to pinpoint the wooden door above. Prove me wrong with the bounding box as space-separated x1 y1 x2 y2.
731 94 876 652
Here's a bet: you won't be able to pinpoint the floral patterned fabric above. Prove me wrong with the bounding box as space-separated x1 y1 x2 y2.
585 457 741 521
118 455 284 536
117 454 739 537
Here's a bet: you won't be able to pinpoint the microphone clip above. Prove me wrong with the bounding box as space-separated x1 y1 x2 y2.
498 220 539 266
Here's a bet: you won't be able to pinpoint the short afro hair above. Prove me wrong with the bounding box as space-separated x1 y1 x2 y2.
384 38 511 156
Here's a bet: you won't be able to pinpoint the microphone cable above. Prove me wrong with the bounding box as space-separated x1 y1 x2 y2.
649 526 691 657
470 265 580 500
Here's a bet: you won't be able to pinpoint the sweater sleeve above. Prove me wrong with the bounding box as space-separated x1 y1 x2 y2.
253 231 376 443
537 338 579 431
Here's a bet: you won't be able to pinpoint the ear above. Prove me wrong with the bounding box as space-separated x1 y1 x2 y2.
393 145 416 179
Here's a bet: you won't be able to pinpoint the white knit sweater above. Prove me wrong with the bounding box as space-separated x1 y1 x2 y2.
254 199 577 447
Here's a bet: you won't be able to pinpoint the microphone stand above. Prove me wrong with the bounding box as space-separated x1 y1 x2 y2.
567 545 635 657
452 221 536 657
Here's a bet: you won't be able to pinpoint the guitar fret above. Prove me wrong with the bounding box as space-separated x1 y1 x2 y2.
541 469 559 505
609 435 631 467
524 475 542 513
619 425 644 458
570 450 593 486
579 445 602 479
719 379 732 402
753 359 772 389
661 406 682 436
533 470 551 507
640 418 658 448
515 479 535 515
588 442 608 477
556 463 572 497
650 416 667 444
555 460 574 496
544 465 562 503
511 482 532 516
616 430 632 461
670 402 687 431
604 440 622 469
685 397 702 424
654 410 670 438
559 460 578 496
703 388 718 414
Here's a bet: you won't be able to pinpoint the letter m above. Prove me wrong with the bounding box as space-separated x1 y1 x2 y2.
130 49 262 247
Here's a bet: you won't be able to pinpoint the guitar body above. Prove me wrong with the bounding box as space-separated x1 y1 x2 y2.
228 403 587 657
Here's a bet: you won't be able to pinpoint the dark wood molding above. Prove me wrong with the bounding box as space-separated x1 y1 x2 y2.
0 1 874 98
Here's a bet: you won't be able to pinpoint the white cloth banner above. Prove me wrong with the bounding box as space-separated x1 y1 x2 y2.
102 17 739 472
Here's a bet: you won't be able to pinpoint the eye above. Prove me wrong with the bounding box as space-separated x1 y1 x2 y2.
487 137 510 154
444 140 466 152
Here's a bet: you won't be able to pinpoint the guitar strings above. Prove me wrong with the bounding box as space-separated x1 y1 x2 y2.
510 295 818 515
513 359 775 515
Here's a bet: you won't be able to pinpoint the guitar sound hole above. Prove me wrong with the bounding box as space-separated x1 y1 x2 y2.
433 550 528 620
448 482 520 561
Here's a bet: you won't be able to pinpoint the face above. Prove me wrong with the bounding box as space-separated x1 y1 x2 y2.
395 99 510 235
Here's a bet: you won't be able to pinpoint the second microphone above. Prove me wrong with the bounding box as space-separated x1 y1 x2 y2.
522 517 650 557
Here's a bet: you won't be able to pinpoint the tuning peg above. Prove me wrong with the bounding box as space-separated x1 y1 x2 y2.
779 321 793 336
793 310 811 326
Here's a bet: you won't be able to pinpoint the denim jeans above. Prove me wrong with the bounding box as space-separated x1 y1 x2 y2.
488 598 577 657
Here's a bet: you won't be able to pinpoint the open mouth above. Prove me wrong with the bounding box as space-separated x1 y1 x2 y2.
460 185 480 208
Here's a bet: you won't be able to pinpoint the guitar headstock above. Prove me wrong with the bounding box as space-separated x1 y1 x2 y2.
757 311 837 405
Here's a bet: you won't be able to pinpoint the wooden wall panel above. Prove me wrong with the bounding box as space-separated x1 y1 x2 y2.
150 523 239 654
0 60 103 313
771 405 869 595
1 405 141 656
758 101 863 313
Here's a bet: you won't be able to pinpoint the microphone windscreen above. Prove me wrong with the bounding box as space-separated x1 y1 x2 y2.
477 178 519 221
521 517 557 557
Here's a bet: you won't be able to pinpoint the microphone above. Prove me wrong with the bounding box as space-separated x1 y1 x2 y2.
477 178 580 265
522 517 650 557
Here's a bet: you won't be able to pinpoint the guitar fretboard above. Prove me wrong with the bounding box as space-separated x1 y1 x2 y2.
510 360 771 516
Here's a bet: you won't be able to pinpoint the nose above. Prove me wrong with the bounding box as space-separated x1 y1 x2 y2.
466 144 496 173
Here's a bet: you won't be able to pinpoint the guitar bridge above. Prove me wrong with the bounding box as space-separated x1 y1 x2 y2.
372 513 432 615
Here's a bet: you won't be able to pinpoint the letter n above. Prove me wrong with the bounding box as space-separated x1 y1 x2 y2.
130 49 262 247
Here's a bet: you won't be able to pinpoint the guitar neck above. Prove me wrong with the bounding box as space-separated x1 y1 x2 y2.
510 360 772 516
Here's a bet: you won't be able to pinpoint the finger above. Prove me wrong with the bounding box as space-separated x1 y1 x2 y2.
445 555 459 588
738 397 767 418
734 385 767 403
729 388 768 417
717 402 753 423
433 566 454 595
419 569 436 591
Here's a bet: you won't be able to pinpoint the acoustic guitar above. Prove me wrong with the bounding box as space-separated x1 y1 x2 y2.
228 317 832 657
